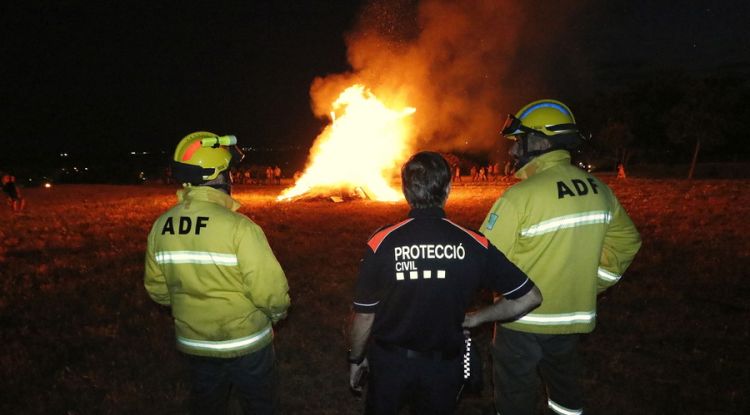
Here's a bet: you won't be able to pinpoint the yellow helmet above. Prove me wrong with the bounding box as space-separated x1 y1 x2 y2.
172 131 244 184
501 99 579 138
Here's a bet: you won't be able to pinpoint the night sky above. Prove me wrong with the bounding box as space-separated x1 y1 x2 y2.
2 0 748 170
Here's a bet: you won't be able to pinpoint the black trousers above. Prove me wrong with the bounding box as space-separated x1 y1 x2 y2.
365 342 463 415
492 328 584 415
186 344 277 415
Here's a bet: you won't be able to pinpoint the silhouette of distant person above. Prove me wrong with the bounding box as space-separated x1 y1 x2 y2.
2 175 26 212
617 163 627 179
492 162 501 181
479 166 487 182
274 166 282 185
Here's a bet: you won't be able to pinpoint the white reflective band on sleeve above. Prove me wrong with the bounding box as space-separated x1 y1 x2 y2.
503 278 531 297
517 311 596 325
520 211 611 237
155 251 238 266
177 325 272 351
353 301 379 307
597 267 621 282
548 399 583 415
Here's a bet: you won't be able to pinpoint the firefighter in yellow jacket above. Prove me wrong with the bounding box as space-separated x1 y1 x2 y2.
145 131 290 414
482 100 641 415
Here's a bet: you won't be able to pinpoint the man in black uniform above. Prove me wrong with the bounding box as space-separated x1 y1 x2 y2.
347 151 542 414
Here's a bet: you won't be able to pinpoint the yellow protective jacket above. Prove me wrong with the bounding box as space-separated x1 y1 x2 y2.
482 150 641 334
144 186 290 358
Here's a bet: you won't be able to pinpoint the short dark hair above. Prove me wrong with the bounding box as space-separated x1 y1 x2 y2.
401 151 451 208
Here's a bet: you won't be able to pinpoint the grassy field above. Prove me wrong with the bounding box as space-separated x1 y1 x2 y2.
1 178 748 414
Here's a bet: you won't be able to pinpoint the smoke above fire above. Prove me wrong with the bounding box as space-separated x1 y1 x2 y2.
311 0 589 154
279 0 589 201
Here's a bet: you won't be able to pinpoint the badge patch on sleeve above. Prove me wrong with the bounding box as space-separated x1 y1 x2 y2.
486 213 498 230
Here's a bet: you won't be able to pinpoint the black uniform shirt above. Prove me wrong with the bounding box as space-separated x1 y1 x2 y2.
353 207 533 354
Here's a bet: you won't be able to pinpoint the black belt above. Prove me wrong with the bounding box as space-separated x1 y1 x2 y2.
375 340 460 361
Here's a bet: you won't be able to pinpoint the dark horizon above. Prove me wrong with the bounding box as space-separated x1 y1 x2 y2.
3 0 749 176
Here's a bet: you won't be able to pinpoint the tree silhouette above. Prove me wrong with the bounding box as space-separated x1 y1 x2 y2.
598 120 636 168
664 77 740 178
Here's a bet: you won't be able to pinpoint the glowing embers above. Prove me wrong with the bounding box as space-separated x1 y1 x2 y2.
278 85 415 202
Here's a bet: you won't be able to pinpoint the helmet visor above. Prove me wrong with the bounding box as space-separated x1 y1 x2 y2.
501 114 537 138
501 114 521 137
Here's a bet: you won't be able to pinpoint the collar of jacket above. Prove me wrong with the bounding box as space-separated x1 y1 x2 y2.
515 150 571 180
176 185 241 211
408 206 446 219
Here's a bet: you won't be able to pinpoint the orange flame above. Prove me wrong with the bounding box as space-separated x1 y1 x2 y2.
278 84 415 201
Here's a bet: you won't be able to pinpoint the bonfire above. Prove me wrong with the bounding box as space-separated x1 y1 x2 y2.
277 84 415 202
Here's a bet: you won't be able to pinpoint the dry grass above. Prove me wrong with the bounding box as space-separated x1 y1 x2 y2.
1 178 748 414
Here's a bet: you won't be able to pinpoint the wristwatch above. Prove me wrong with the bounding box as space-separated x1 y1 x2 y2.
347 350 365 365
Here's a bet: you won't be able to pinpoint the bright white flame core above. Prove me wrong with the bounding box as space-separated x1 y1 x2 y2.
278 85 415 201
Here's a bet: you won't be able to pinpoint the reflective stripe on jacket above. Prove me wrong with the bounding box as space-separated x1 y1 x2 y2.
482 150 641 334
144 186 290 357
